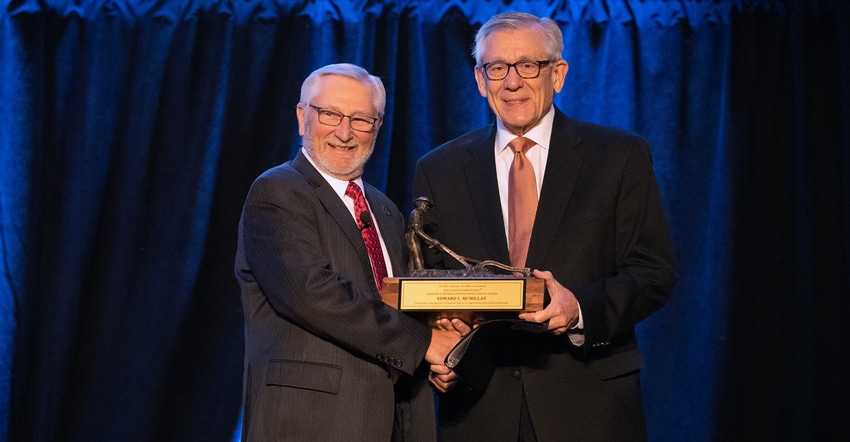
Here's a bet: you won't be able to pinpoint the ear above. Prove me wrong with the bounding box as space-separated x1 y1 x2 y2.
474 66 488 98
552 60 569 93
296 103 306 136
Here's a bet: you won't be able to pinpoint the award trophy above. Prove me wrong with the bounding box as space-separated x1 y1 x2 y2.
381 197 546 324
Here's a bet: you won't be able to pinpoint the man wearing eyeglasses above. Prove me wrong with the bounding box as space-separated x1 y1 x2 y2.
235 63 459 441
413 12 677 441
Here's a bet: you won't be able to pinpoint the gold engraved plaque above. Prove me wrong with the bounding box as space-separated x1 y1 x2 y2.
382 277 544 313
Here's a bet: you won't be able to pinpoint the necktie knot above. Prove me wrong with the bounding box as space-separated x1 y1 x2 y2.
508 137 535 155
345 181 362 200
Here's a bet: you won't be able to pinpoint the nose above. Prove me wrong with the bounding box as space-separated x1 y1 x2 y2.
503 66 523 90
334 116 354 140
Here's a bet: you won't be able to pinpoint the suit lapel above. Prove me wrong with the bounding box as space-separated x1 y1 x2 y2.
291 152 377 289
463 124 512 265
526 110 584 269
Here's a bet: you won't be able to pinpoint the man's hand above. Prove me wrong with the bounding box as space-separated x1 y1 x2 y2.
518 269 579 335
426 318 472 392
435 317 473 336
428 361 458 393
425 325 462 392
425 326 462 366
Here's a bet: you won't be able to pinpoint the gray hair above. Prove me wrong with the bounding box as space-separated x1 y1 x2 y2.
300 63 386 117
472 12 564 65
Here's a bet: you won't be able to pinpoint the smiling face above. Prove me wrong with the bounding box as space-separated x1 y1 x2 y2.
474 26 568 136
296 75 382 181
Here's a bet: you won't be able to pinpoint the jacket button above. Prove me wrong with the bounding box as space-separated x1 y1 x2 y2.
511 369 521 379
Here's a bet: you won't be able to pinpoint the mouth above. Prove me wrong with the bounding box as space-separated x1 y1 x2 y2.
329 143 357 150
503 97 528 106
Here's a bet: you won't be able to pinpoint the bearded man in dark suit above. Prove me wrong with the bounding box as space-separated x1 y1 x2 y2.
235 63 460 441
414 13 678 442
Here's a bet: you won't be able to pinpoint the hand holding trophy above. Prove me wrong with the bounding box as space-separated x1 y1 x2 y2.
382 197 547 390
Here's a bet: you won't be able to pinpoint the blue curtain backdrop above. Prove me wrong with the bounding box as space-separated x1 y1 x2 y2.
1 0 848 440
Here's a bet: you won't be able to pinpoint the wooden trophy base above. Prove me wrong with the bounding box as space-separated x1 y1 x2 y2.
381 276 545 313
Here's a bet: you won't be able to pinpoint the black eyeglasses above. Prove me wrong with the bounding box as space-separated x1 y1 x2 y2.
479 60 553 81
308 105 378 132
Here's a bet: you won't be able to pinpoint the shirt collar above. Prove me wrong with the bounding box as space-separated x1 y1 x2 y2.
495 104 555 153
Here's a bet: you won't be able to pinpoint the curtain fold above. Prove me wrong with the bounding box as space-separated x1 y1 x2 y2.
5 0 822 24
2 1 848 440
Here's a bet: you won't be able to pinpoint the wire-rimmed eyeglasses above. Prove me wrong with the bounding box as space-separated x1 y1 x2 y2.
479 60 553 81
308 105 378 132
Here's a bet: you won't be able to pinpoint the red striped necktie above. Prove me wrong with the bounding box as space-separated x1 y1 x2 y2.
345 181 388 296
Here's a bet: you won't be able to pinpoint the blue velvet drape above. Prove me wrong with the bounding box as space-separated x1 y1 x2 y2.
2 1 848 440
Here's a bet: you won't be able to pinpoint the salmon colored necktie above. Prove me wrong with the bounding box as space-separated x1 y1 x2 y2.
345 181 387 296
507 137 537 268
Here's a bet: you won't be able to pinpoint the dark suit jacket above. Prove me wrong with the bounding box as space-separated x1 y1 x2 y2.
235 150 436 441
412 108 677 441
